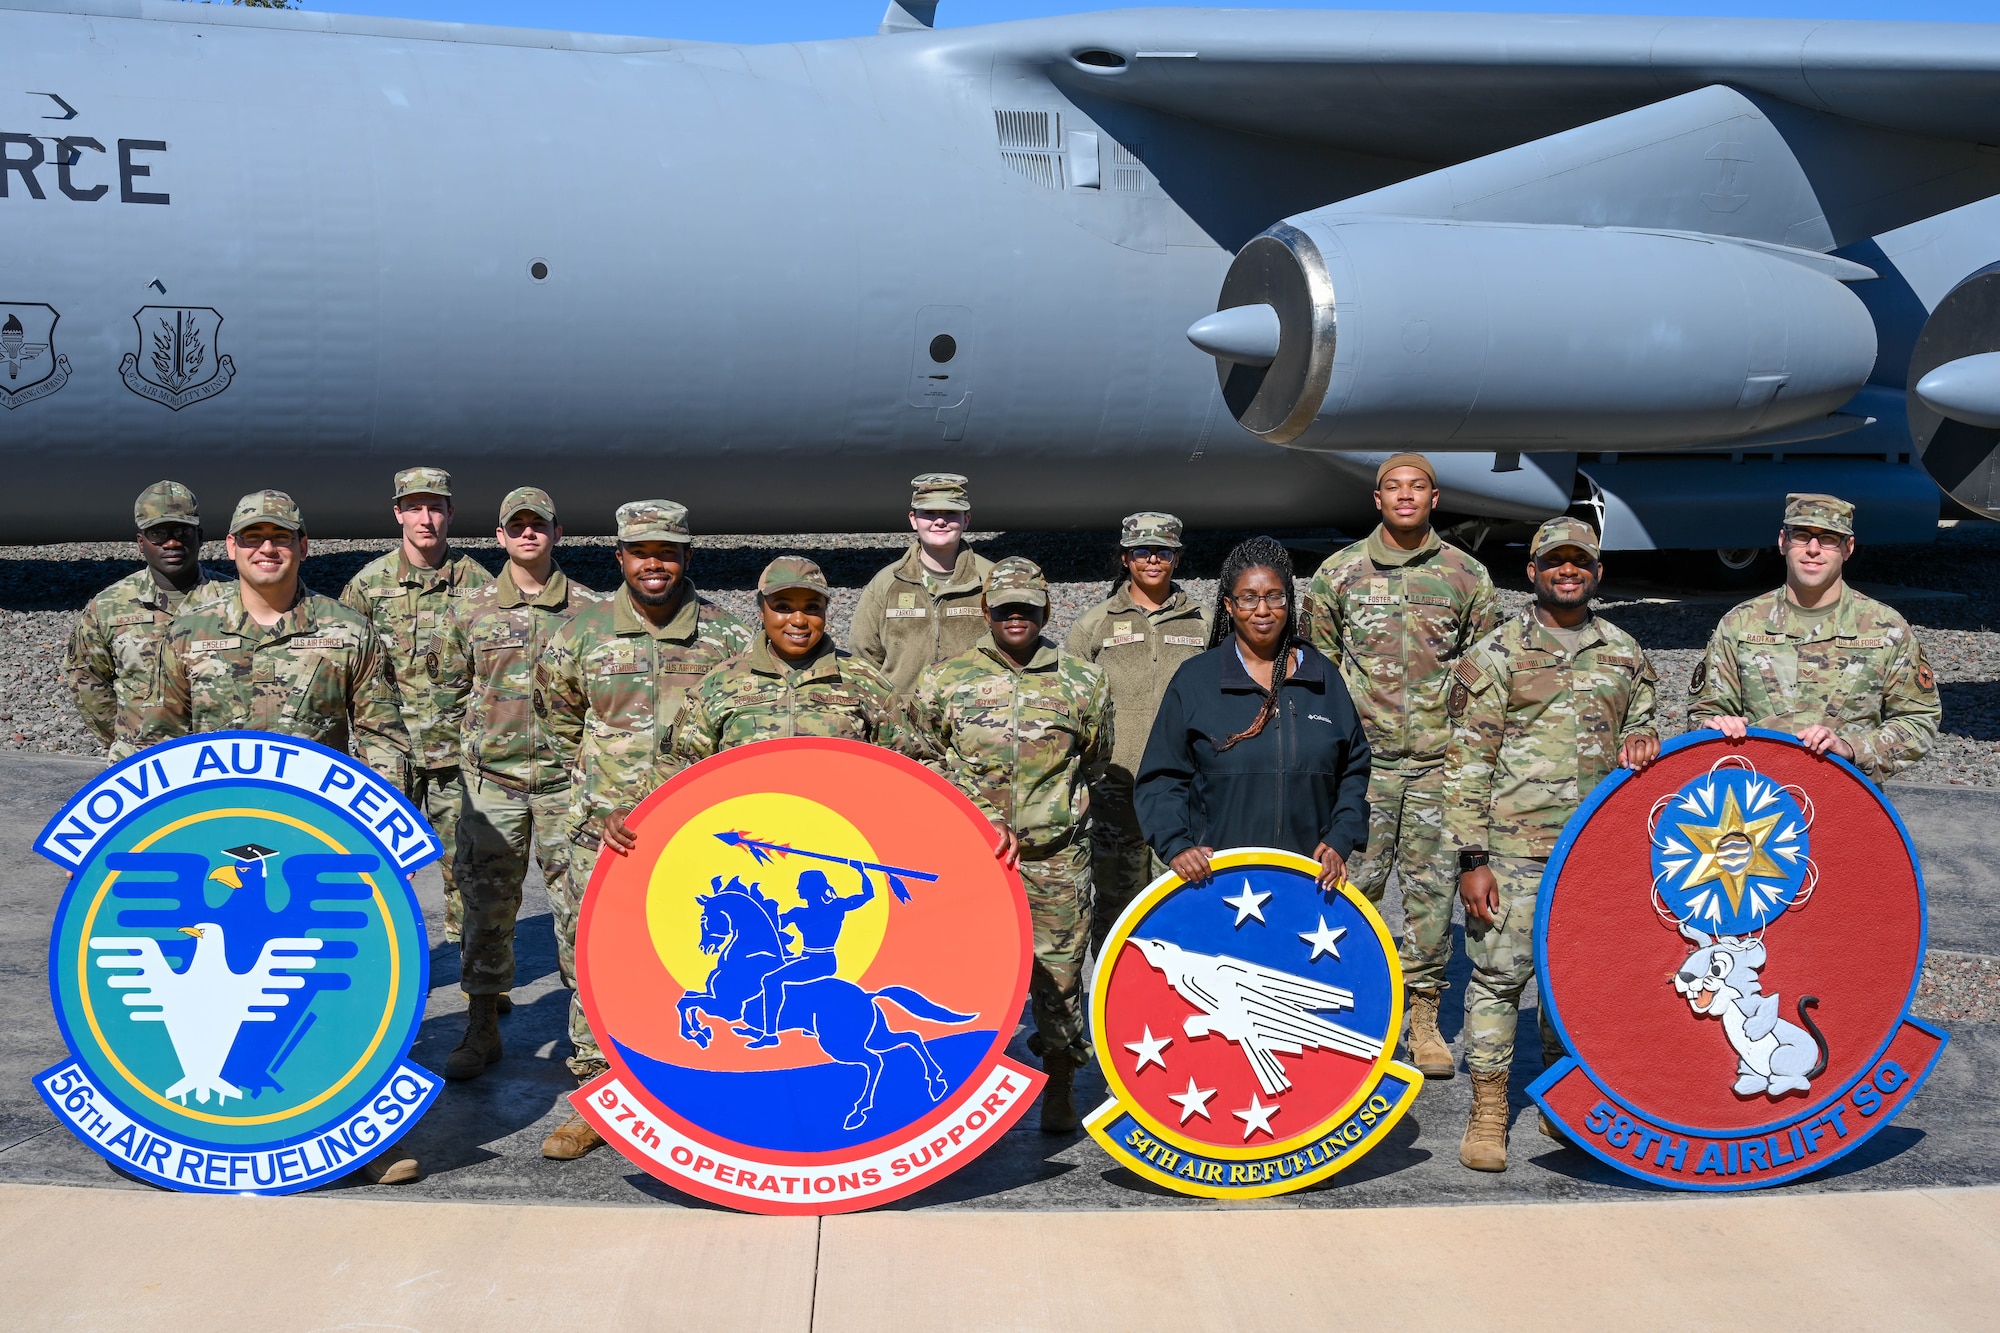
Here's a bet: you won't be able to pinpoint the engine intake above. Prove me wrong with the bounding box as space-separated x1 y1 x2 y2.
1199 217 1878 452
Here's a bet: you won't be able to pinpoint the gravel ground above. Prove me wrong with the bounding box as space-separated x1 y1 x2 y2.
1916 950 2000 1026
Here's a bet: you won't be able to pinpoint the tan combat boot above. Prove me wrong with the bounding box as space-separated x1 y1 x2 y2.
1405 988 1455 1080
542 1094 608 1160
1539 1110 1574 1147
357 1147 420 1185
1040 1053 1079 1134
1458 1070 1511 1172
443 993 504 1080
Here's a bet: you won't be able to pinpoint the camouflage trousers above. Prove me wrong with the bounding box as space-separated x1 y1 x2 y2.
1462 854 1565 1076
1087 785 1168 955
562 840 618 1079
1022 837 1095 1064
1348 763 1455 993
456 774 577 1000
414 766 467 944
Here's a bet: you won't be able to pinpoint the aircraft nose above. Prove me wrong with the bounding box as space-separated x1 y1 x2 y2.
1915 351 2000 428
1187 304 1282 367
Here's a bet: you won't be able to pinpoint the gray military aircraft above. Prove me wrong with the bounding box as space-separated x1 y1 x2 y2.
5 0 2000 567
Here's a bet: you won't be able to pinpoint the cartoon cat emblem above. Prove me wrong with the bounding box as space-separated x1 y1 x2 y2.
1672 922 1828 1098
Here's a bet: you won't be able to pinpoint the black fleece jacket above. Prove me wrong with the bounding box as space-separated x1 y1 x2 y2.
1134 639 1372 863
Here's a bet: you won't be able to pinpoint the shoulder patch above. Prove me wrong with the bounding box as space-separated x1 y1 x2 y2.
1916 645 1936 693
1688 657 1707 696
1451 657 1486 691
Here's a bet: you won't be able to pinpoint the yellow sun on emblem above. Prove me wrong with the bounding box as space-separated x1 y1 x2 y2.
1676 788 1786 913
645 793 890 992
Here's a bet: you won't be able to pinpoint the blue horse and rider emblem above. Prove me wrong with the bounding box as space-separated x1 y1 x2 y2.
675 865 977 1131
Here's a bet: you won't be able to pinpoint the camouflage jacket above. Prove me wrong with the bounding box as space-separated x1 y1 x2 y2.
914 635 1113 853
1302 527 1498 769
138 581 412 783
63 562 227 760
671 634 920 767
1062 584 1210 791
851 543 996 698
539 584 751 841
1687 585 1940 782
339 548 493 771
434 564 605 795
1443 608 1658 858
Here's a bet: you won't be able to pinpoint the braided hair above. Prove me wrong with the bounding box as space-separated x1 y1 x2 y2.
1209 536 1299 751
1103 548 1132 600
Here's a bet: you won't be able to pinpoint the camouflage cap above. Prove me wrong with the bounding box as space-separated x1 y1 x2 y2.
615 499 692 544
1784 492 1855 537
1375 452 1438 487
228 489 304 536
134 480 198 530
909 472 971 512
498 485 557 525
392 466 453 501
984 555 1049 609
1120 511 1185 549
757 555 831 599
1530 516 1601 561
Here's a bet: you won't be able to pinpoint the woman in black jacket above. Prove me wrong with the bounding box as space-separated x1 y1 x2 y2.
1135 536 1371 890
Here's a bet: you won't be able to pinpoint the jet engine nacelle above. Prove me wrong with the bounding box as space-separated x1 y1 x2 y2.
1198 217 1879 452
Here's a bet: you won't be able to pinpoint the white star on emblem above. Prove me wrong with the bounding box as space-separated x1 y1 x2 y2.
1298 915 1347 961
1124 1026 1171 1073
1169 1078 1216 1124
1233 1093 1280 1140
1223 880 1271 926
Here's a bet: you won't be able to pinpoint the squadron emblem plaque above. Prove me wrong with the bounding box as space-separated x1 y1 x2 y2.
1533 730 1946 1189
35 733 443 1193
1085 848 1422 1198
572 737 1042 1214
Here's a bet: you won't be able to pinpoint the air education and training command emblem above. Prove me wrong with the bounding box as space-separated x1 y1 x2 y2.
36 732 443 1194
1534 730 1947 1190
1086 848 1422 1198
573 737 1042 1214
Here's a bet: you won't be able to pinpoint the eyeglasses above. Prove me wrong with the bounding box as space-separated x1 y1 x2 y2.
141 524 199 545
1126 546 1176 563
235 531 297 550
987 605 1041 621
1228 591 1288 611
1784 528 1844 550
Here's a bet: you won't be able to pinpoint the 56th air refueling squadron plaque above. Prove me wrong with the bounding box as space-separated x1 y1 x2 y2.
35 733 443 1194
1533 731 1947 1190
1086 848 1422 1198
570 737 1042 1214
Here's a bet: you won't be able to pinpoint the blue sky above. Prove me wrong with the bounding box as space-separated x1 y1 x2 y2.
298 2 1998 44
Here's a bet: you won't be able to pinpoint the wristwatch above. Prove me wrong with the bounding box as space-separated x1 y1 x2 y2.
1458 847 1489 872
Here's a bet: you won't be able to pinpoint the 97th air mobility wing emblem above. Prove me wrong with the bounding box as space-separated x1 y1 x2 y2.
1086 848 1422 1198
1534 731 1946 1190
35 733 443 1194
572 737 1041 1214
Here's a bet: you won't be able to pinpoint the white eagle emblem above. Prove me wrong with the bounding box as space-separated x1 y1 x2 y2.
1129 936 1383 1096
90 923 322 1106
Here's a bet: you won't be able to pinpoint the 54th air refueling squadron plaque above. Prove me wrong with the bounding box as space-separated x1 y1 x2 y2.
571 737 1042 1214
1533 731 1947 1190
35 732 443 1194
1086 848 1422 1198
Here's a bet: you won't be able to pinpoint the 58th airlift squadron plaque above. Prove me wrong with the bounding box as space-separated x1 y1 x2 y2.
1533 731 1947 1190
1085 848 1422 1198
571 737 1042 1214
35 732 443 1194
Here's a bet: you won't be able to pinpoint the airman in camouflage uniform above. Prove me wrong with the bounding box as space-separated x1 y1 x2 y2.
340 468 494 945
536 499 750 1159
915 557 1113 1133
139 491 413 784
1063 512 1209 950
1443 517 1659 1171
1690 493 1940 783
852 473 995 698
672 557 919 765
432 487 605 1081
1302 453 1499 1079
65 481 227 759
138 491 418 1188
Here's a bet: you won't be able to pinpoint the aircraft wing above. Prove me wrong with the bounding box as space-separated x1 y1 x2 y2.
1003 9 2000 161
